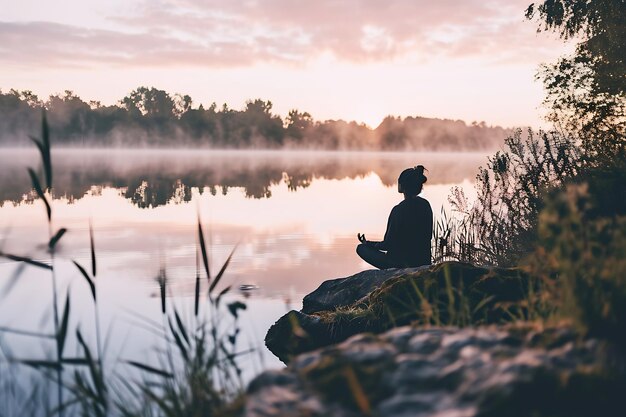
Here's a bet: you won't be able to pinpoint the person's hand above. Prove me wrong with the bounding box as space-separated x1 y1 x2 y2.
357 233 367 244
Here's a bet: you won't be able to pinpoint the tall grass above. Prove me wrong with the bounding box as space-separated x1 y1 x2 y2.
440 129 581 267
0 113 247 417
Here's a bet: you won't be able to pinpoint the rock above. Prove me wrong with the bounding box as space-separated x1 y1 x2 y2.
248 325 624 417
266 262 532 362
302 266 428 314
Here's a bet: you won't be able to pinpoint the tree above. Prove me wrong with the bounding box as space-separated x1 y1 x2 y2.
526 0 625 159
174 94 193 118
120 87 176 118
285 109 313 142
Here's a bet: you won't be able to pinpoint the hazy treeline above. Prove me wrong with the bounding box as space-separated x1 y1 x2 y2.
0 87 511 150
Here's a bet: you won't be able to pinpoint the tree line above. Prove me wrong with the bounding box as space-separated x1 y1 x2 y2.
0 87 510 150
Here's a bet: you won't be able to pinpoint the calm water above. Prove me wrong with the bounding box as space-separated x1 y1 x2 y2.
0 149 488 381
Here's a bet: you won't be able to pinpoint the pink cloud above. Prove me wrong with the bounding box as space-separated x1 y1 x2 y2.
0 0 564 69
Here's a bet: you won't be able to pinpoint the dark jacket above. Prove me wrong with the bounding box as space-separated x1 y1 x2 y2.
374 196 433 267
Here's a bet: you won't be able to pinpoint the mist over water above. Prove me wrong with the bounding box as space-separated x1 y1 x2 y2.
0 148 487 380
0 148 487 205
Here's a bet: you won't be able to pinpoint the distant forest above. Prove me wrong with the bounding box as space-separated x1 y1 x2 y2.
0 87 512 150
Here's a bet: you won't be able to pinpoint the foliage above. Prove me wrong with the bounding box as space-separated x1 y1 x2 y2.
0 115 247 416
448 129 580 266
526 0 625 159
528 167 626 346
0 86 510 150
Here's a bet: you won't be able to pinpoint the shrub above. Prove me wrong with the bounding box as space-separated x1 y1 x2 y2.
530 169 626 346
448 129 581 266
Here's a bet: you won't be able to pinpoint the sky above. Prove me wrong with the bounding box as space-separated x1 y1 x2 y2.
0 0 572 128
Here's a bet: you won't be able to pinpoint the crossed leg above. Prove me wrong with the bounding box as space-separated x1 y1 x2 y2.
356 244 399 270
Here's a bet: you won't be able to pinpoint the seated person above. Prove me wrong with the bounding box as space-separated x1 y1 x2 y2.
357 165 433 269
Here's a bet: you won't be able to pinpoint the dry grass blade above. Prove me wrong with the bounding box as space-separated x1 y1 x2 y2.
48 228 67 250
209 244 237 295
343 366 371 416
197 218 211 283
27 168 51 221
0 251 52 270
473 295 496 315
73 261 96 301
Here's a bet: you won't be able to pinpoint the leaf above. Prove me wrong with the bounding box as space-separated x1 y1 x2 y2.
157 269 167 314
227 301 246 319
127 361 174 378
197 219 211 283
0 251 52 270
89 219 96 277
168 318 189 361
215 285 232 307
209 244 237 295
76 330 106 399
27 168 51 221
20 359 62 370
41 111 52 190
57 293 71 356
174 310 189 346
48 228 67 250
61 357 91 366
29 135 47 168
194 273 200 317
73 260 96 301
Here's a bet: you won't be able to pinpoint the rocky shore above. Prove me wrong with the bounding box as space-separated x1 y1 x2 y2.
266 262 532 362
248 325 622 417
244 262 625 417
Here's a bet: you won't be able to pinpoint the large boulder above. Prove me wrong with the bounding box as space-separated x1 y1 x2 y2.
302 266 429 314
250 325 623 417
266 262 532 363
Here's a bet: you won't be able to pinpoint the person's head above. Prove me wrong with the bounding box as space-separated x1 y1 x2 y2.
398 165 427 196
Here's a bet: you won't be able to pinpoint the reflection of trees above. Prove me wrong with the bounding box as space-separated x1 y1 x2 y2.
0 151 486 207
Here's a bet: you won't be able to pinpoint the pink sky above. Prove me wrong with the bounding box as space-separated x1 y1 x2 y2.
0 0 570 128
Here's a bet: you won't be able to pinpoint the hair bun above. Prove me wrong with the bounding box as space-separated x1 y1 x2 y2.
414 165 427 183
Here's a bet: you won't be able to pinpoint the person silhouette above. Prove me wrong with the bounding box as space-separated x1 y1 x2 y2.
357 165 433 269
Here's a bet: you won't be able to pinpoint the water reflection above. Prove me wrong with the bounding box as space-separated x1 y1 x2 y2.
0 149 487 298
0 149 487 381
0 149 487 206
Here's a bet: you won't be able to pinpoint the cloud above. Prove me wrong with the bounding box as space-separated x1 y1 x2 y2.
0 0 563 69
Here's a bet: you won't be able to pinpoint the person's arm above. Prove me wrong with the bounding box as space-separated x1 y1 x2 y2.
370 207 397 251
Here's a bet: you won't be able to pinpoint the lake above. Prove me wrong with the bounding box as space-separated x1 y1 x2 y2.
0 148 489 386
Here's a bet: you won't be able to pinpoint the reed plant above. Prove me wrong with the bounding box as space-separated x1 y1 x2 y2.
441 129 581 267
0 113 247 417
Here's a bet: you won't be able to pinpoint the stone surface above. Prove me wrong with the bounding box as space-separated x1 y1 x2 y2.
302 266 428 314
266 262 532 362
248 325 624 417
